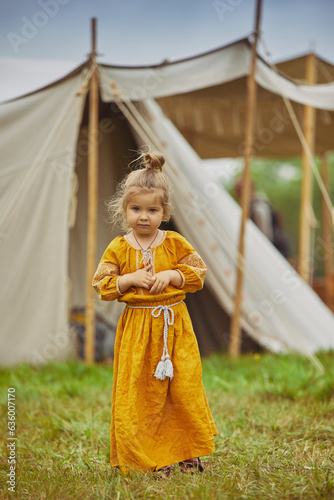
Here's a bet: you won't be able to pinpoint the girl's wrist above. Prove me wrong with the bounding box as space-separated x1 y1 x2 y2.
118 274 132 294
169 270 182 287
118 275 125 294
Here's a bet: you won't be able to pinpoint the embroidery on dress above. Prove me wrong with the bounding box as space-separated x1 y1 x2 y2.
92 261 119 292
136 250 145 296
179 252 206 285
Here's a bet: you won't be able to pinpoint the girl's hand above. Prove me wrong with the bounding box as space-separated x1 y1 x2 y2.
118 265 154 293
149 270 172 295
131 265 155 289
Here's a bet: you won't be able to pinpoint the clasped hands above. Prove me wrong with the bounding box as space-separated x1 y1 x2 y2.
132 265 173 295
118 265 182 295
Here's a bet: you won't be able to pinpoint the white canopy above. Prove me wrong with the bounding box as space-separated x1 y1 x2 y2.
99 39 334 110
100 39 334 158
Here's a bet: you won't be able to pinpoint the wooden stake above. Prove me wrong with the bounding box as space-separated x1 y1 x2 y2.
85 18 99 364
320 154 334 310
229 0 263 359
298 53 317 282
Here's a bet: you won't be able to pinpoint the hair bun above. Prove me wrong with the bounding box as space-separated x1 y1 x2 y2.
144 152 165 172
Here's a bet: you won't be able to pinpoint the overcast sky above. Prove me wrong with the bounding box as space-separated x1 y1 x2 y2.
0 0 333 100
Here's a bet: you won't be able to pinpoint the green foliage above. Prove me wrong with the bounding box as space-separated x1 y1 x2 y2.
227 153 334 276
1 352 334 499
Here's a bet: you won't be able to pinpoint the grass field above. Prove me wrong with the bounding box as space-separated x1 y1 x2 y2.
1 351 334 499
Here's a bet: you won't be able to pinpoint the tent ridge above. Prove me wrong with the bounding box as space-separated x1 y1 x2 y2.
99 36 251 71
1 61 89 104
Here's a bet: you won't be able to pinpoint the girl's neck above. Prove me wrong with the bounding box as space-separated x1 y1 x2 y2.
130 229 162 249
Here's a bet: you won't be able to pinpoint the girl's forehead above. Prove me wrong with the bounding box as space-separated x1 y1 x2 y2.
128 190 164 207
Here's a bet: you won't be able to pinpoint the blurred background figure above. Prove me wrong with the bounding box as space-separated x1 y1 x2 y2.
70 307 115 363
235 176 290 259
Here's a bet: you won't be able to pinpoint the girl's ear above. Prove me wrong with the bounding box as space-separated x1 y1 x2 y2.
162 209 168 222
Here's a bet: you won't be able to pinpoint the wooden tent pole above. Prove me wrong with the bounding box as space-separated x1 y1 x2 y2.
85 17 99 364
320 154 334 310
298 52 317 282
229 0 263 359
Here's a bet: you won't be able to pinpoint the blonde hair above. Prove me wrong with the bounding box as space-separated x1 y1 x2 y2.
107 151 173 231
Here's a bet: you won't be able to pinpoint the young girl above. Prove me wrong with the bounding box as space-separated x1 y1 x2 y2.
92 151 217 476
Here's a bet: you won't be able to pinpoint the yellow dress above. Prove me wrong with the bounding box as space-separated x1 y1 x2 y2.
92 230 217 472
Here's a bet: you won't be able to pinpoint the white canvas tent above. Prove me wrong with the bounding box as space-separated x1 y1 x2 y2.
1 38 334 366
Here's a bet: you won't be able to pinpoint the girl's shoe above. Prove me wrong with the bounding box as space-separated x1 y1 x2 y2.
179 457 204 474
154 466 171 479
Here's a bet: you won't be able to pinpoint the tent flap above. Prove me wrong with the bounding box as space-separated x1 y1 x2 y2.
0 71 86 365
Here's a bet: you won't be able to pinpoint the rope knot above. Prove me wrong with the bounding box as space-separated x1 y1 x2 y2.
140 248 154 269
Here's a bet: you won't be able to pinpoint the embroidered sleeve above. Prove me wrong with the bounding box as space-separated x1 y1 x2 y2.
178 252 206 286
173 243 207 293
92 262 119 292
92 259 124 301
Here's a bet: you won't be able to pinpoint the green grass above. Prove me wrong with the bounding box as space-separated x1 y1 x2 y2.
1 352 334 499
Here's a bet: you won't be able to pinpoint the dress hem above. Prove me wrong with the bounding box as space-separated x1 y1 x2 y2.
110 442 216 473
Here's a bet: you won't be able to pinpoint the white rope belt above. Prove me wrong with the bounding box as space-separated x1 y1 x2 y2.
126 300 183 381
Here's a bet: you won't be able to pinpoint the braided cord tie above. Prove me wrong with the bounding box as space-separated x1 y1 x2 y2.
140 248 153 269
126 300 183 381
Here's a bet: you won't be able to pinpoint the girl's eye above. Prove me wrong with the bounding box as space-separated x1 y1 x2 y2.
132 207 140 211
149 209 156 213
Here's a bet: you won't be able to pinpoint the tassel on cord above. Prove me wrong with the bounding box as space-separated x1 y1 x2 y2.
152 305 176 381
154 354 174 381
164 357 174 379
154 358 167 380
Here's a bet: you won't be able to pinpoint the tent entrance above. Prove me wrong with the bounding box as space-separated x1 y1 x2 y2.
68 97 137 335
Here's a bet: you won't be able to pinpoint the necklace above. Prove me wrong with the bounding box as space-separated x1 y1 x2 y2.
133 230 159 251
133 230 159 269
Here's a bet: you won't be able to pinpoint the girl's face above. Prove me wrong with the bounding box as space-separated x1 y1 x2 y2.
126 190 165 238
